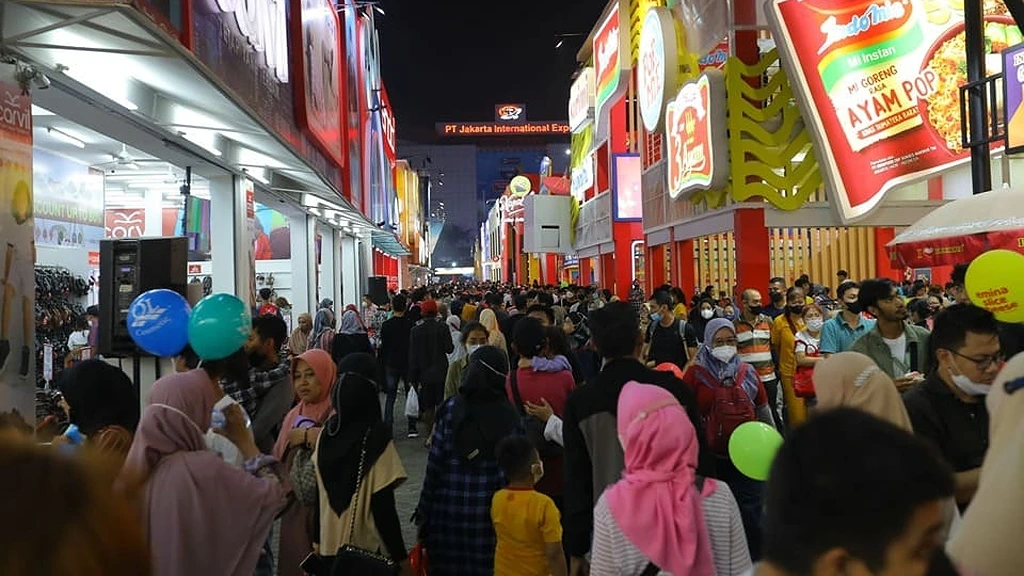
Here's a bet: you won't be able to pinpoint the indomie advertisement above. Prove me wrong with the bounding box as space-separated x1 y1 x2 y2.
769 0 1011 223
666 72 729 199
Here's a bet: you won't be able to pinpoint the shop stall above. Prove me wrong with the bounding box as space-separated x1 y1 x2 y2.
0 0 416 416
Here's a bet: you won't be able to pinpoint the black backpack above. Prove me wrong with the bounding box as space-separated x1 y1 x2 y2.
509 368 563 459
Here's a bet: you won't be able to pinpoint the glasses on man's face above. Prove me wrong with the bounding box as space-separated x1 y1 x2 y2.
713 338 739 348
949 350 1004 371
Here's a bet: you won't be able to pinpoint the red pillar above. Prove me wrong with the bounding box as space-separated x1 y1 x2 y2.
600 253 615 293
679 239 696 295
580 258 592 287
649 244 666 292
670 240 685 287
733 208 771 292
874 227 898 280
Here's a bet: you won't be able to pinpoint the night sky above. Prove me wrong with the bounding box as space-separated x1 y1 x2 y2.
377 0 608 141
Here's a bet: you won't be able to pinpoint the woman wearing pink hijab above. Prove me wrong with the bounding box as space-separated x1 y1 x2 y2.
122 369 288 576
590 381 751 575
273 348 337 576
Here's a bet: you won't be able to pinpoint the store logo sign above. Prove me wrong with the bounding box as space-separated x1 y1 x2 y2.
666 72 729 199
594 1 629 130
638 7 679 133
509 175 532 197
380 94 396 160
0 90 31 136
214 0 290 83
571 153 594 202
818 1 908 54
495 104 525 122
569 67 595 132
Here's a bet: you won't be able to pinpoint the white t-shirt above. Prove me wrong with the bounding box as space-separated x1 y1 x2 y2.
882 333 908 375
794 330 821 356
67 330 89 349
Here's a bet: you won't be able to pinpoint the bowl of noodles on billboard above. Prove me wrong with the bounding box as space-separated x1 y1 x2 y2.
919 0 1018 156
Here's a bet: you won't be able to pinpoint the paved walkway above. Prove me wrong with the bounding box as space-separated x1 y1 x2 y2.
384 390 430 548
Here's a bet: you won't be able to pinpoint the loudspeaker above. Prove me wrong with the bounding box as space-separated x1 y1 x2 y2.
368 276 388 306
99 237 189 356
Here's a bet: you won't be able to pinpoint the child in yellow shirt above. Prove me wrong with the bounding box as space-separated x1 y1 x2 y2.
491 436 566 576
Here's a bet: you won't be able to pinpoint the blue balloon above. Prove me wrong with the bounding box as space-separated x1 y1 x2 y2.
188 293 251 361
126 289 191 357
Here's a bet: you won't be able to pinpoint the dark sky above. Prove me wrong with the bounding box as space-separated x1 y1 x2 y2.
377 0 608 142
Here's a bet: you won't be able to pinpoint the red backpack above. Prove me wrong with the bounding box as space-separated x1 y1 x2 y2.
689 363 756 455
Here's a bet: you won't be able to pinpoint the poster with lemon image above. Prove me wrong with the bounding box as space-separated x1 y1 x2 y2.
769 0 1014 224
0 64 36 418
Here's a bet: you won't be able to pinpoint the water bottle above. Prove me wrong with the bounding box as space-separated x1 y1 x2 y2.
210 409 226 431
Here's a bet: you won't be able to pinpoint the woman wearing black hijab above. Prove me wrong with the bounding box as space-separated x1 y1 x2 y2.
313 352 410 574
56 359 139 466
415 345 521 575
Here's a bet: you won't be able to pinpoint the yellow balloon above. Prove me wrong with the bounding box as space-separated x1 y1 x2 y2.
965 250 1024 323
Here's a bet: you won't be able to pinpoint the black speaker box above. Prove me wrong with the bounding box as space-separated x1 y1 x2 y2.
98 237 188 356
367 276 388 306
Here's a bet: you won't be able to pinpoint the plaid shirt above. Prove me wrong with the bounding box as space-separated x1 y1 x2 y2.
221 358 291 417
417 397 511 576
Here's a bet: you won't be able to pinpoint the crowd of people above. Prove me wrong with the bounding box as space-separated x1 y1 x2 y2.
3 261 1024 576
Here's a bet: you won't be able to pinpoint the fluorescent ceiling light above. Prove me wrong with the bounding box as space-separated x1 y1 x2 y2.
301 194 346 212
374 4 385 15
47 127 85 148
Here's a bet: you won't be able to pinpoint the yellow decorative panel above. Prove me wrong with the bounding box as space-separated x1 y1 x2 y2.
723 49 823 211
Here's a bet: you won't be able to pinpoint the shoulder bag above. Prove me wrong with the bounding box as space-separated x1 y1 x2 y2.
331 430 399 576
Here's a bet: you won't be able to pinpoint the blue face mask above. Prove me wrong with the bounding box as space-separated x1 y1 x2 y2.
650 312 662 324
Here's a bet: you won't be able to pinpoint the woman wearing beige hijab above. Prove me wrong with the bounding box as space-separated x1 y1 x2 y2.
479 308 507 357
947 352 1024 575
814 352 960 543
812 352 913 431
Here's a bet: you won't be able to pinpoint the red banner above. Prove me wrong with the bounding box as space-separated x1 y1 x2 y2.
890 232 1023 267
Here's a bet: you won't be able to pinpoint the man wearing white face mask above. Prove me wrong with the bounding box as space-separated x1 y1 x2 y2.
904 304 1000 509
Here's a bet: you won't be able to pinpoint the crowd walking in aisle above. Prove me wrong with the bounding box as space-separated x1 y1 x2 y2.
8 271 1024 576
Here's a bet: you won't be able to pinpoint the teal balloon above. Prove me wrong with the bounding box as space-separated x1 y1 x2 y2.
728 421 784 481
187 293 251 361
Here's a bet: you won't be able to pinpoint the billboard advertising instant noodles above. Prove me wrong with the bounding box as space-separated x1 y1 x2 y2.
768 0 1012 223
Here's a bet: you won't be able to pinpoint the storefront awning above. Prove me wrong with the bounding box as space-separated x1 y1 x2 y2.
372 232 411 258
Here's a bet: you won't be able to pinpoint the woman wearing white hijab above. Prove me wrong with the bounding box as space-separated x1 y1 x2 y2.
947 352 1024 575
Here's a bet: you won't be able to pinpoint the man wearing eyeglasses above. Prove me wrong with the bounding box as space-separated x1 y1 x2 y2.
849 278 932 391
903 304 999 510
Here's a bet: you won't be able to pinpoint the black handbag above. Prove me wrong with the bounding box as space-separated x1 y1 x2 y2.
331 430 399 576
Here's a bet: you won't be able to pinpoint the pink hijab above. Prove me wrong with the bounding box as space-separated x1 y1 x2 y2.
606 381 716 576
122 369 287 576
273 349 337 459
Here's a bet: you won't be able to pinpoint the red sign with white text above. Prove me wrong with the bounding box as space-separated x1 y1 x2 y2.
769 0 1010 223
290 0 344 165
666 72 729 199
380 86 396 163
105 209 145 238
594 1 628 129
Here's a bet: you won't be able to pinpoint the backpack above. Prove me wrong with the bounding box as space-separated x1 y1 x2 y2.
509 368 563 459
646 318 691 363
690 363 756 455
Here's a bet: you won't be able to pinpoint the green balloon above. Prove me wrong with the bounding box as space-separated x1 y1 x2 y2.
187 293 251 361
728 421 784 481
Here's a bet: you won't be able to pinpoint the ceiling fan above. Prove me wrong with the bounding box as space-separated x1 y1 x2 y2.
94 144 159 172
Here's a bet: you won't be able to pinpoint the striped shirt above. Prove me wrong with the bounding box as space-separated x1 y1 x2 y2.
590 483 752 575
734 316 778 383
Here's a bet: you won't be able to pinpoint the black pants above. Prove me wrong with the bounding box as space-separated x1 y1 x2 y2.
717 457 764 561
764 379 786 433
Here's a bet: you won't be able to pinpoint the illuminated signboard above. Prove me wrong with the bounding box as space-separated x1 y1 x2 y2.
495 103 526 123
638 7 679 133
768 0 1010 223
666 71 729 199
215 0 289 83
594 0 630 132
292 0 343 164
436 121 571 137
613 154 642 221
1004 42 1024 154
569 67 595 132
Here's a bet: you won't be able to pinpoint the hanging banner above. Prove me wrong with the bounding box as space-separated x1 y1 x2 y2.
666 71 729 199
0 65 35 414
33 150 104 250
594 1 630 132
768 0 1012 223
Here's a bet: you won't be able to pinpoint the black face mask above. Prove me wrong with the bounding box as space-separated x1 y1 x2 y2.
844 300 862 314
788 305 805 315
747 305 763 315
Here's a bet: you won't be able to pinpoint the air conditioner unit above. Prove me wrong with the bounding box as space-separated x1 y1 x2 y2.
523 195 572 254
